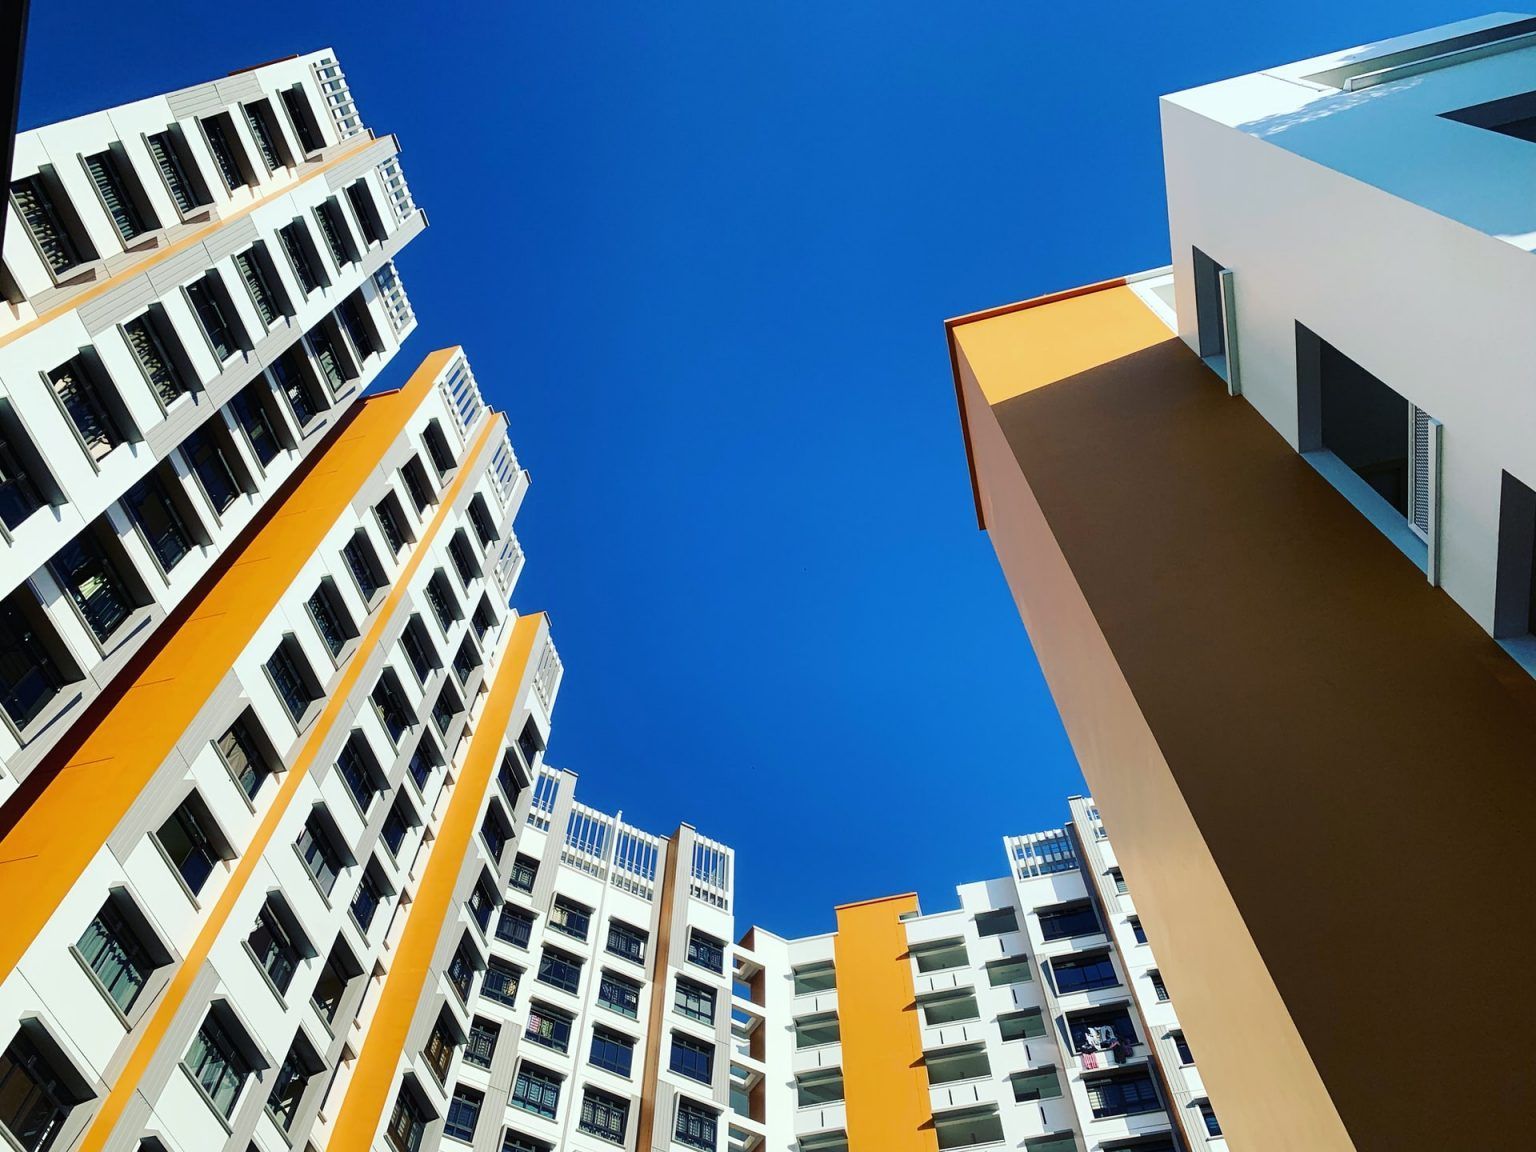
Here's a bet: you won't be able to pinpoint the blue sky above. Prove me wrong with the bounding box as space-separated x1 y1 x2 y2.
27 1 1471 937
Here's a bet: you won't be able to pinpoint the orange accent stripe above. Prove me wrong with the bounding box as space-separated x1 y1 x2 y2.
0 134 388 351
834 894 937 1152
328 612 544 1150
73 364 498 1152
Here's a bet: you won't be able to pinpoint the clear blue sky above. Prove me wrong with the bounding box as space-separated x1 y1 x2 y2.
26 1 1471 937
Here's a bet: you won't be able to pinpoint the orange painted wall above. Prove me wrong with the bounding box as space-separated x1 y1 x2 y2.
833 895 937 1152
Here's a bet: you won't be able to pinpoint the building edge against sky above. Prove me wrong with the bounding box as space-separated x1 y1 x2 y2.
947 12 1536 1152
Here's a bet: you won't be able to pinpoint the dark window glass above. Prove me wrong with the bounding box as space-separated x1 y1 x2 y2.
1130 917 1147 945
233 248 280 327
50 358 123 461
1085 1073 1161 1119
201 116 249 190
606 921 646 963
1172 1031 1194 1065
524 1003 573 1053
1038 902 1100 942
282 88 324 154
296 815 342 897
448 942 476 1003
444 1088 482 1142
316 200 352 267
218 715 270 799
1051 954 1119 995
265 1047 311 1131
399 617 436 682
182 427 240 513
311 951 349 1025
345 181 383 245
12 174 84 274
673 980 714 1025
588 1029 633 1078
230 385 279 466
465 1018 499 1069
480 810 506 861
335 739 379 812
536 948 581 994
370 675 412 744
579 1088 628 1144
549 897 589 942
0 600 67 729
184 1014 251 1117
597 972 640 1019
376 498 408 555
510 855 537 893
382 802 411 858
0 1033 76 1152
344 536 382 601
669 1035 713 1084
307 587 350 657
401 457 432 512
242 103 283 171
156 802 220 895
350 869 385 932
279 222 322 294
0 435 43 530
674 1101 717 1151
76 901 156 1013
270 352 320 426
125 474 194 573
384 1088 426 1152
483 959 520 1006
467 883 493 933
50 532 134 643
248 902 302 994
510 1066 560 1120
185 276 239 360
122 313 188 407
686 930 724 973
496 906 533 949
266 642 314 723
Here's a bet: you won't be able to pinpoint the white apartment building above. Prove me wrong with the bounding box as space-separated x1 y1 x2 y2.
0 49 424 801
735 799 1226 1152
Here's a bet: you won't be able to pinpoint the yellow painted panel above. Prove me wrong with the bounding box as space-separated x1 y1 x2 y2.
327 612 544 1150
952 284 1170 406
835 894 937 1152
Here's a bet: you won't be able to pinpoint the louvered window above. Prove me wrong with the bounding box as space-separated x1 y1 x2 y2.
281 87 323 153
49 359 123 460
241 104 281 171
147 131 201 214
279 223 322 294
12 175 83 274
309 329 348 391
316 201 351 266
122 314 187 407
233 249 279 327
84 151 147 242
201 116 248 190
185 276 239 360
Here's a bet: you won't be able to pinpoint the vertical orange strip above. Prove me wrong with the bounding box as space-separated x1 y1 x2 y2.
328 612 543 1149
834 894 937 1152
74 411 502 1152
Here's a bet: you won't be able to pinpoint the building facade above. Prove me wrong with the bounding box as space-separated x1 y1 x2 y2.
734 798 1223 1152
945 14 1536 1152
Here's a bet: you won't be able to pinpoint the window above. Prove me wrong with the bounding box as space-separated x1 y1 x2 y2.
1443 87 1536 143
510 854 537 893
311 946 354 1026
474 598 500 643
0 595 74 730
435 682 465 736
201 114 252 190
935 1110 1005 1150
686 929 724 973
1067 1010 1137 1052
448 939 478 1003
12 173 86 275
794 1013 839 1050
296 814 344 897
674 1100 717 1151
986 958 1032 986
674 979 715 1025
579 1088 628 1144
1051 953 1119 995
424 420 455 476
267 639 316 724
975 907 1018 937
497 906 533 948
338 289 380 357
1129 917 1147 945
912 938 968 973
125 472 194 572
926 1046 989 1086
669 1034 713 1085
122 312 190 408
0 1032 79 1151
1085 1072 1160 1119
382 801 412 859
452 638 480 686
797 1069 844 1107
307 582 353 658
466 878 495 933
376 494 410 555
497 750 522 805
279 221 324 295
345 179 385 245
1011 1067 1062 1102
793 962 835 996
469 495 499 546
308 322 352 392
230 383 280 465
181 426 243 513
248 901 303 995
350 866 387 932
401 455 434 512
549 896 590 941
1171 1030 1193 1065
480 807 507 860
408 737 442 793
425 571 461 631
0 434 44 530
588 1028 634 1077
370 673 412 744
315 199 354 267
510 1064 560 1120
465 1017 499 1069
384 1086 427 1152
147 130 207 215
444 1087 482 1142
399 616 437 682
185 273 242 361
517 721 542 768
1108 867 1128 895
84 150 150 243
1198 1099 1222 1137
598 971 640 1018
482 958 520 1006
536 948 581 994
184 1012 251 1117
423 1013 459 1084
266 1043 316 1132
524 1003 573 1053
343 533 385 602
49 357 124 461
1037 902 1100 942
241 101 286 171
232 246 282 328
998 1008 1046 1041
271 350 323 426
1150 969 1169 1002
920 991 979 1026
281 86 324 154
49 530 137 644
77 898 159 1013
155 800 222 896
